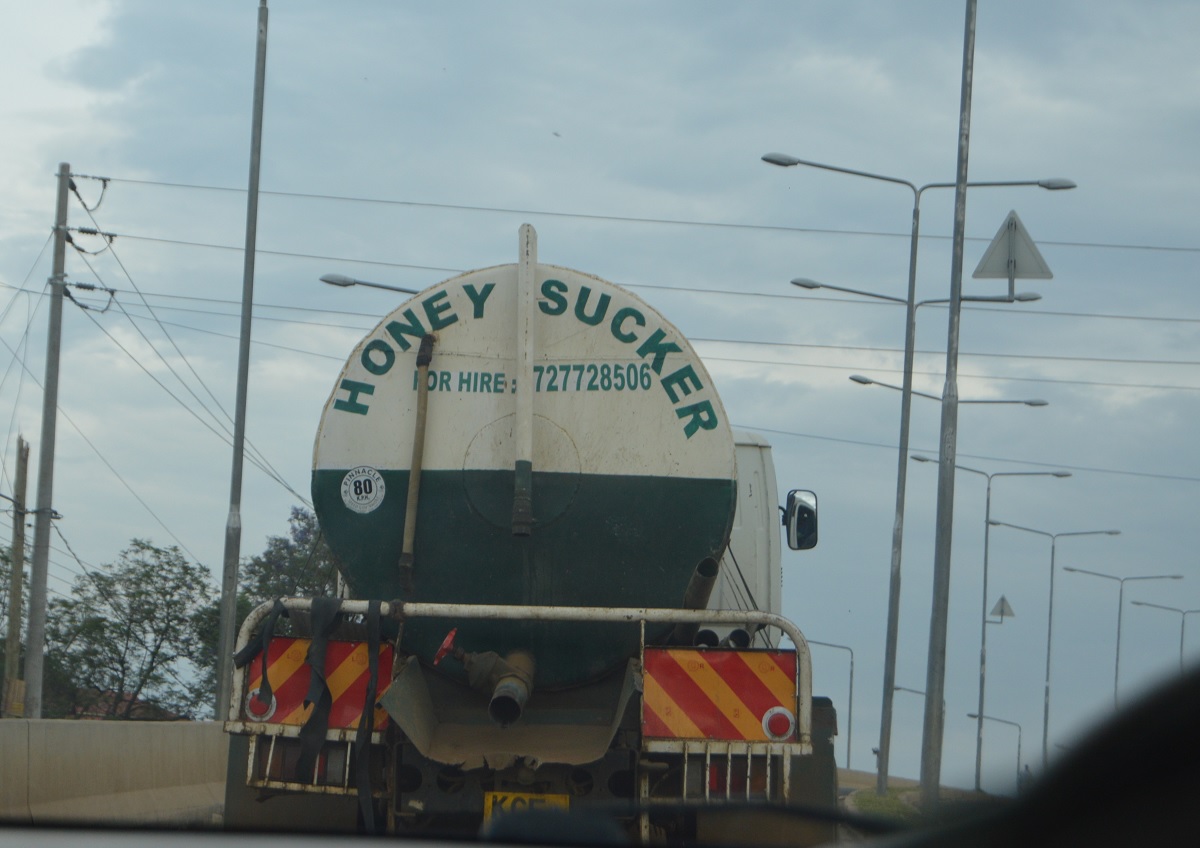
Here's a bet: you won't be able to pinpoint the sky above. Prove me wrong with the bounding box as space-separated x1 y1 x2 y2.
1 0 1197 794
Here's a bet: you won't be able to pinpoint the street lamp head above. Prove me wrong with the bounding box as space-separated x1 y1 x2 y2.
1052 471 1072 478
1013 292 1042 302
320 273 420 295
849 374 874 386
1023 399 1050 407
1037 178 1077 191
791 278 822 290
762 152 802 167
912 455 935 463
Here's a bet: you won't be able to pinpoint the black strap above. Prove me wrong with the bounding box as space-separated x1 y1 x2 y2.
232 599 288 704
296 597 342 782
355 600 383 833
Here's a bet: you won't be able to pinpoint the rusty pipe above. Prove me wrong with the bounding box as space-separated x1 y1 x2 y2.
670 556 719 645
488 651 535 728
398 334 436 590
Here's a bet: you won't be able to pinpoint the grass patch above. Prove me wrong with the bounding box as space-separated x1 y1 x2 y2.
849 788 923 825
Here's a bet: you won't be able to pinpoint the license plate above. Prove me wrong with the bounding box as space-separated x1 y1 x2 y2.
483 791 571 821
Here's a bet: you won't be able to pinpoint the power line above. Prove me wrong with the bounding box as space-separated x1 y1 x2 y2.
100 231 462 275
63 291 1200 393
43 235 1200 327
0 323 201 561
59 287 1200 371
67 300 314 504
701 355 1200 394
65 209 308 506
746 426 1200 484
83 174 1200 255
692 337 1200 369
72 204 303 497
0 233 54 492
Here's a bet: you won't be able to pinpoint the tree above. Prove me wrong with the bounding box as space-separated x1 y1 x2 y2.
239 506 339 603
44 539 215 719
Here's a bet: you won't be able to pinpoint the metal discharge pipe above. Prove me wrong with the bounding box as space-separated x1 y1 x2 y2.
671 557 720 645
488 651 536 728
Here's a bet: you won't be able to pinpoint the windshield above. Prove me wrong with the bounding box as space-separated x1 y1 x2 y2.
1 2 1196 847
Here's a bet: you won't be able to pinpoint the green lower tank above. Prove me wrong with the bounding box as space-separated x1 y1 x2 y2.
312 228 737 691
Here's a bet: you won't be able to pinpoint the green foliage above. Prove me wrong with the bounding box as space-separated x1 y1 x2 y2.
44 539 215 720
36 509 337 720
239 505 339 603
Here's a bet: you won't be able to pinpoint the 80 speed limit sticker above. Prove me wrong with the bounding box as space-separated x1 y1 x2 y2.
341 466 386 513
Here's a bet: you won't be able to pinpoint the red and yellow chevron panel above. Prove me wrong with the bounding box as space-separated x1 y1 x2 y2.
642 648 797 741
244 638 393 730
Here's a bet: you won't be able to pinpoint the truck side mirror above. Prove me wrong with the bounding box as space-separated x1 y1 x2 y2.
783 489 818 550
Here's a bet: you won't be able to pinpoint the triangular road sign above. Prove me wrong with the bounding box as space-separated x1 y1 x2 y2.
990 595 1016 620
973 210 1053 281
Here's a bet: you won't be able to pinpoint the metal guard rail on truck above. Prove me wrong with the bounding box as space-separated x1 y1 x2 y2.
225 598 814 749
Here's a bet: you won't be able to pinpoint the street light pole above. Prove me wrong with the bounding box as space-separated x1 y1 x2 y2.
921 1 979 806
809 640 855 770
912 458 1069 791
967 712 1022 793
989 522 1120 766
1130 601 1200 674
1063 568 1183 708
765 170 1073 798
215 0 269 719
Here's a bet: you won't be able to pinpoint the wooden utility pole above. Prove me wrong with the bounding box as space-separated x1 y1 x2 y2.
2 436 30 717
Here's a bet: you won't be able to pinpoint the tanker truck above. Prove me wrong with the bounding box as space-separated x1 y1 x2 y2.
223 225 836 844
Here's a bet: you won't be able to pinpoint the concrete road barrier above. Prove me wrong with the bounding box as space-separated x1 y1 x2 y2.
0 720 226 826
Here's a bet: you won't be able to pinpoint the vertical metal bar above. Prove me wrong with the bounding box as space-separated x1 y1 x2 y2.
399 335 435 588
921 0 977 810
704 744 712 802
637 770 650 843
1042 538 1057 769
724 743 732 799
974 478 994 791
877 185 923 795
2 437 28 717
765 748 773 801
511 224 536 535
1114 579 1125 709
23 162 70 719
216 0 269 718
682 741 689 799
